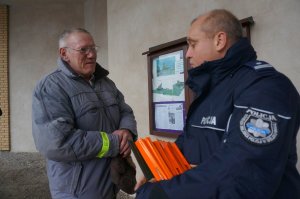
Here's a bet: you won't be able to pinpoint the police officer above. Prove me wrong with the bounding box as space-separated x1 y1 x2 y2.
136 9 300 199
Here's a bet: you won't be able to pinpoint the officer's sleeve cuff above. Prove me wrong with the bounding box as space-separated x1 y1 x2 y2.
136 182 169 199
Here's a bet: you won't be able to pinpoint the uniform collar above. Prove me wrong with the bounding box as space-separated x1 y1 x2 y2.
186 38 257 96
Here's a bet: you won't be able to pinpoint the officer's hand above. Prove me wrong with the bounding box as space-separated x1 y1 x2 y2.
112 129 133 157
134 176 155 191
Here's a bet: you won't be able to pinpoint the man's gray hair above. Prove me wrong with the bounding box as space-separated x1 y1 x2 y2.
58 28 91 48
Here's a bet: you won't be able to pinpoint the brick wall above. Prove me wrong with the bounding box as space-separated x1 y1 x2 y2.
0 5 10 151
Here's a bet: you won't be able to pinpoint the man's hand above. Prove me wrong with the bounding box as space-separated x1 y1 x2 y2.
112 129 133 157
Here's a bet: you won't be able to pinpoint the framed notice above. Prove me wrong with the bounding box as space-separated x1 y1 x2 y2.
144 38 192 137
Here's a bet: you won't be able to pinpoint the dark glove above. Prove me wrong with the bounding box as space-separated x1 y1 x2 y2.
110 155 137 194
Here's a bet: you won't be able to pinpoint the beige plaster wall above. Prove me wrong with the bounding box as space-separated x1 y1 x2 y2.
107 0 300 173
84 0 108 68
1 0 108 152
3 0 85 151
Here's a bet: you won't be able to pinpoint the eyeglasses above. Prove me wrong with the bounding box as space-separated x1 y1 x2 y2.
64 46 99 54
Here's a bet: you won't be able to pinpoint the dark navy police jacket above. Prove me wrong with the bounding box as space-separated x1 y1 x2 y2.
136 38 300 199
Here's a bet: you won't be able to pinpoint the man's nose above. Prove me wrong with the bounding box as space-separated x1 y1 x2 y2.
87 50 97 57
185 48 192 59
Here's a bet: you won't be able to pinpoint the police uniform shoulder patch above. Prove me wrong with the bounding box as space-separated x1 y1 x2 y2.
240 108 278 145
244 60 273 71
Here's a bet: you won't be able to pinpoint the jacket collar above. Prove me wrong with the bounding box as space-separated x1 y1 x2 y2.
186 38 257 96
57 58 109 80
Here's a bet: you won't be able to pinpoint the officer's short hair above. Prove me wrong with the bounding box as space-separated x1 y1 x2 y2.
192 9 243 43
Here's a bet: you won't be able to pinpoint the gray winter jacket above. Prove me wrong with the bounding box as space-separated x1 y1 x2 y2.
32 59 137 199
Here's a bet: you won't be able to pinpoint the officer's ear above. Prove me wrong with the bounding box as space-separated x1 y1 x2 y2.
59 47 69 62
214 31 227 52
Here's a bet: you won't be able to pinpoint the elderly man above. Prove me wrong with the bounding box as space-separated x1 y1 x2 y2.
136 9 300 199
32 28 137 199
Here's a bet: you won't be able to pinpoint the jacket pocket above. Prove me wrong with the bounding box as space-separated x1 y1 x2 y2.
76 101 99 119
47 160 82 194
101 93 120 127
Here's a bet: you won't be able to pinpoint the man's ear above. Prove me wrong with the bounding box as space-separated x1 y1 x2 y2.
59 48 69 62
214 32 227 52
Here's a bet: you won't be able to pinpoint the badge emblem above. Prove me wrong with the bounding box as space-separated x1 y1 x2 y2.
240 109 278 145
